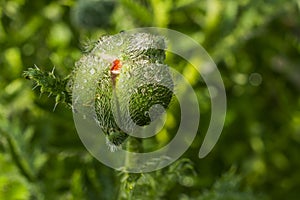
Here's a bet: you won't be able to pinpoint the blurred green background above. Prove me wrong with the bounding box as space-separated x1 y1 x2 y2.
1 0 300 199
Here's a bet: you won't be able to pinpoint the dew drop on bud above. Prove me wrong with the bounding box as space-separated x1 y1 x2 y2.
90 68 96 75
144 72 150 79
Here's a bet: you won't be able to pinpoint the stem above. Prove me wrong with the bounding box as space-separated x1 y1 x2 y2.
118 136 143 200
125 136 143 170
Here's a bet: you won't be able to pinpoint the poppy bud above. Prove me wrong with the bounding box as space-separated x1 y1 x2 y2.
72 32 173 150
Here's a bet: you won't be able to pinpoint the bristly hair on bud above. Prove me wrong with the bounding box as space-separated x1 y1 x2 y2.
72 32 174 150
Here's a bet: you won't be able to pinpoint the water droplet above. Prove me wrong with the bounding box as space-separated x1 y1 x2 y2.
90 68 96 75
144 72 150 79
149 63 156 70
114 35 124 46
155 74 162 82
126 72 131 79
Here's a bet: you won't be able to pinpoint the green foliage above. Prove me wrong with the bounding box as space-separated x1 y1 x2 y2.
1 0 300 199
118 158 196 200
199 169 262 200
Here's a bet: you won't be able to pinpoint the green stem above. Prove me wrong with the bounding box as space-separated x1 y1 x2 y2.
125 136 143 170
118 136 143 200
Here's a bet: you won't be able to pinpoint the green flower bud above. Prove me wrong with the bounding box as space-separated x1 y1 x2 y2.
72 32 173 150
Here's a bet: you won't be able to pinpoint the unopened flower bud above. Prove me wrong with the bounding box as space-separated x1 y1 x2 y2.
72 32 173 150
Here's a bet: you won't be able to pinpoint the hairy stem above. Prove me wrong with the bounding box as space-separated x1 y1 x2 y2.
125 136 143 169
118 136 143 200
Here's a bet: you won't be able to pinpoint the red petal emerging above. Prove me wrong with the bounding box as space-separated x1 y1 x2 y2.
110 59 122 86
110 59 122 75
